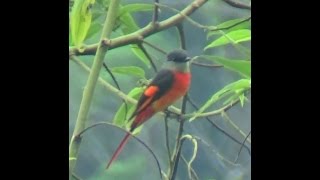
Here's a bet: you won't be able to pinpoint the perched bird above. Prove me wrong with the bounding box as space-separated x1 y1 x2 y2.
106 49 192 169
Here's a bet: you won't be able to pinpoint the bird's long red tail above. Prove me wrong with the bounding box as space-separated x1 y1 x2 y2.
106 132 131 169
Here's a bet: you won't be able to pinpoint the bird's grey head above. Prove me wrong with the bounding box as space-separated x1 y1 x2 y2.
167 49 191 63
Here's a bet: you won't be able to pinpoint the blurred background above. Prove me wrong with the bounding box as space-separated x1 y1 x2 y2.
69 0 251 179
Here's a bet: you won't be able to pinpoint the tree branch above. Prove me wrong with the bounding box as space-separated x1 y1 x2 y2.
69 0 121 177
222 0 251 10
69 0 208 56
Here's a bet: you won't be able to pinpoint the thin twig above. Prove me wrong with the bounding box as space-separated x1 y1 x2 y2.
185 94 251 155
176 24 186 50
76 122 163 180
193 135 237 166
102 62 129 120
181 155 199 180
221 111 251 145
234 131 251 163
142 40 167 55
191 61 223 68
137 43 158 72
210 16 251 32
72 173 83 180
222 0 251 10
184 98 241 119
169 96 188 179
153 0 160 24
164 113 172 166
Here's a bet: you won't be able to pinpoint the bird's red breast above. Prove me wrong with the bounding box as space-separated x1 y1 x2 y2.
153 71 191 111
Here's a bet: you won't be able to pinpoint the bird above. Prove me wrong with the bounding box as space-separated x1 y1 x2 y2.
106 49 192 169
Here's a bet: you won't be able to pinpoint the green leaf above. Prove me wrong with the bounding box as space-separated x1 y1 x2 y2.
202 55 251 79
119 11 139 34
85 22 102 40
111 66 146 79
119 4 154 16
207 17 251 37
117 9 151 67
71 0 96 48
189 79 250 122
131 45 151 67
113 87 144 127
204 29 251 50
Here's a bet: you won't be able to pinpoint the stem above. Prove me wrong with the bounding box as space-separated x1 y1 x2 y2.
68 0 121 178
176 24 186 50
164 113 172 166
142 40 167 55
234 131 251 163
152 0 160 24
169 96 187 179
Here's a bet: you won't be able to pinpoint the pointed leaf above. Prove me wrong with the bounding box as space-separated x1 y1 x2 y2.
190 79 250 122
85 22 102 40
111 66 146 79
113 87 144 127
131 45 151 67
205 29 251 50
118 9 150 67
71 0 96 48
119 4 154 16
202 55 251 79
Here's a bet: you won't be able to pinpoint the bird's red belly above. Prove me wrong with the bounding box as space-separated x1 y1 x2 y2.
153 71 191 111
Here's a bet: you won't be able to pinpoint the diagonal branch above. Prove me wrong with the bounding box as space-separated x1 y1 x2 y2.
142 40 167 55
69 0 209 56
